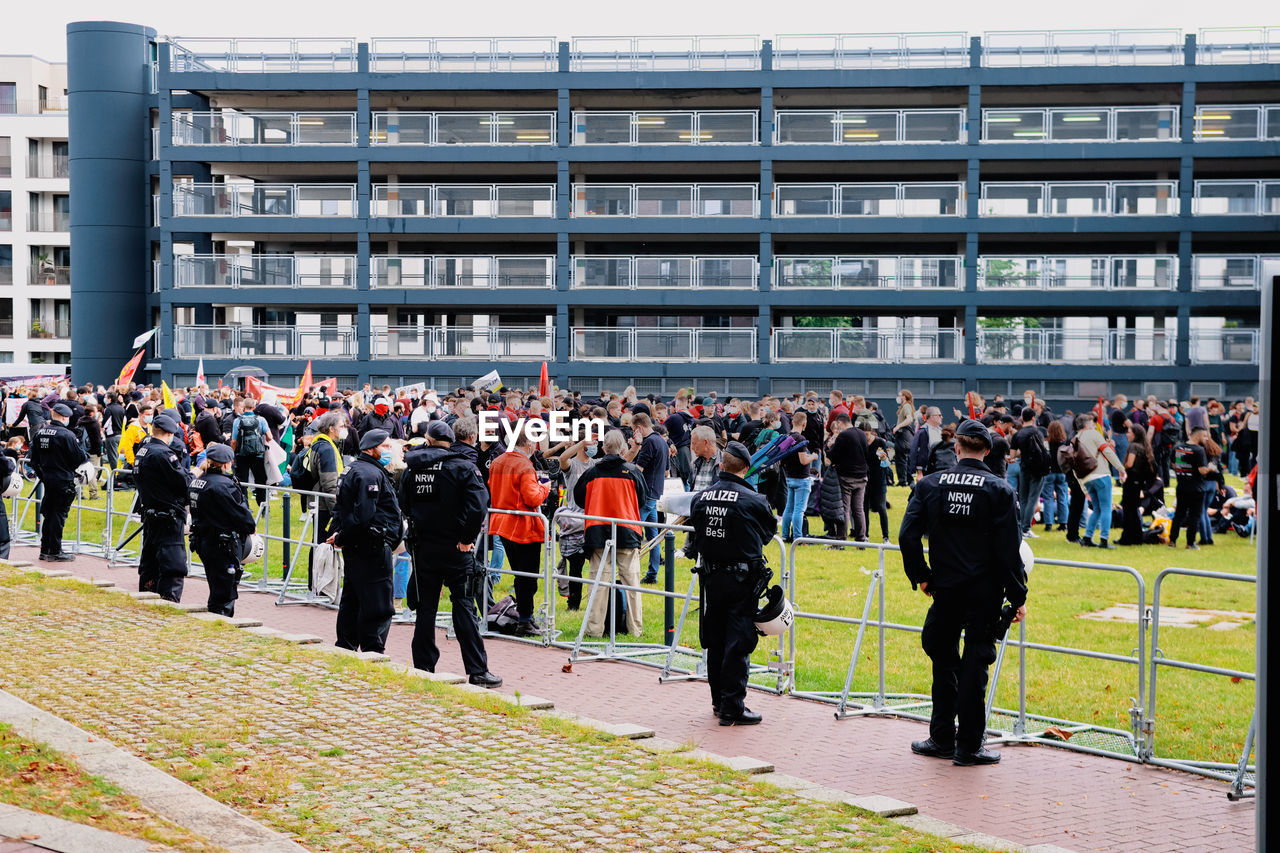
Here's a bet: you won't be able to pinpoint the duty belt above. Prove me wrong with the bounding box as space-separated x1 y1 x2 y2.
704 559 766 574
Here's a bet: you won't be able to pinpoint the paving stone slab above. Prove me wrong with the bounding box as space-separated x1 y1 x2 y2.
140 599 206 613
0 803 171 853
1026 846 1079 853
125 591 160 600
3 561 33 568
188 612 263 628
684 750 774 774
952 832 1026 851
541 711 654 739
634 737 685 754
844 795 918 818
893 814 971 837
30 569 72 578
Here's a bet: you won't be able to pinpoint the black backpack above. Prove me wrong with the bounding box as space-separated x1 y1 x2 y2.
926 439 958 474
288 445 317 492
236 412 265 457
1021 430 1052 477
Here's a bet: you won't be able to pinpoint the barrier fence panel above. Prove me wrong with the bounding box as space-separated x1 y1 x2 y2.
1145 567 1256 792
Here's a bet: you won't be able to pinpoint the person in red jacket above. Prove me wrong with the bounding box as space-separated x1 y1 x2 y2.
487 423 551 636
573 430 648 637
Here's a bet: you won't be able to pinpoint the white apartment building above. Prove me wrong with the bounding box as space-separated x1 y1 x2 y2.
0 55 70 378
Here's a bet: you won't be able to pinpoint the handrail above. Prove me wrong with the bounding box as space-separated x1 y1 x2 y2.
1192 179 1280 215
570 255 759 289
771 328 961 363
571 183 759 217
1191 254 1274 290
772 32 969 69
773 182 965 217
982 29 1183 67
570 36 761 71
173 324 357 358
773 108 967 144
172 253 357 288
979 180 1179 216
569 327 757 362
371 111 557 145
572 110 759 145
1197 27 1280 64
981 106 1178 143
976 328 1176 364
171 110 357 145
977 255 1178 290
371 326 555 360
369 38 559 72
370 255 556 289
1187 328 1260 364
168 38 357 72
370 184 557 217
773 255 963 289
171 182 357 217
1194 104 1280 141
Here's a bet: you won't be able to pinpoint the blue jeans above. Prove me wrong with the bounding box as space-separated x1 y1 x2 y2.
640 497 659 578
1084 476 1113 541
487 533 506 584
782 477 812 540
1006 460 1021 494
1040 472 1068 525
1111 434 1129 476
1200 483 1217 544
1017 472 1046 534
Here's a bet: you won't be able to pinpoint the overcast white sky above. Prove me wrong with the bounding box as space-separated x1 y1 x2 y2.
0 0 1275 63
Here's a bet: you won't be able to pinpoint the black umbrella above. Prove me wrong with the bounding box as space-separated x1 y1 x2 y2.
221 365 270 389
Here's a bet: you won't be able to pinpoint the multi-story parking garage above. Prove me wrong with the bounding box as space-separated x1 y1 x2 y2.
68 23 1276 402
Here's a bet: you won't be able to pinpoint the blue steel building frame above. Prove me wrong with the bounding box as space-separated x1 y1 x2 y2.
70 28 1277 400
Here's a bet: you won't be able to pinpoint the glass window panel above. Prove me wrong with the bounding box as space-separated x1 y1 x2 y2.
1047 183 1108 215
434 257 490 287
435 185 491 216
1195 181 1256 214
1196 106 1261 140
498 113 554 144
1115 107 1176 140
902 184 961 216
495 185 553 216
902 111 963 142
837 111 898 143
575 113 631 144
775 112 836 144
297 114 353 144
775 257 833 288
698 257 755 288
435 114 491 144
696 185 755 216
981 184 1042 216
494 257 552 288
698 112 756 143
376 113 431 145
1049 109 1109 141
985 110 1045 141
574 257 630 288
982 257 1041 288
1113 183 1176 215
634 257 693 288
635 113 694 144
775 184 835 216
838 257 894 288
839 184 896 216
1266 106 1280 140
635 185 692 216
576 185 631 216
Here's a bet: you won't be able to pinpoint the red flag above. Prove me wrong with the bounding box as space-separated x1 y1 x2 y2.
538 361 549 397
115 349 145 387
965 390 978 420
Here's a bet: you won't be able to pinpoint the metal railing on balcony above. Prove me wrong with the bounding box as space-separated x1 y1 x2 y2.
371 184 556 217
981 29 1183 67
571 36 760 71
1193 104 1280 141
172 183 357 217
571 256 758 289
0 217 9 231
772 32 969 69
1192 255 1276 290
371 112 556 145
371 256 555 288
573 111 758 145
168 38 358 72
1197 27 1280 64
773 256 962 289
982 106 1178 142
774 109 966 144
572 183 758 217
977 256 1178 289
171 111 357 145
774 183 964 217
1192 180 1280 215
372 326 555 359
369 38 558 72
1189 329 1260 363
570 327 757 362
979 181 1179 216
0 319 11 337
0 267 12 285
771 328 961 362
173 254 357 288
153 260 160 293
174 325 357 358
976 329 1176 364
28 266 71 286
26 211 71 232
26 155 70 178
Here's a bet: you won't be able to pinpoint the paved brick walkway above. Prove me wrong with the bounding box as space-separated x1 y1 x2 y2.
0 561 970 853
16 543 1255 853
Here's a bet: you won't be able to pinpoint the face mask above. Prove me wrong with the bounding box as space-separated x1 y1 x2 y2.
338 427 349 440
1024 397 1034 406
143 415 153 424
585 444 598 458
378 449 393 467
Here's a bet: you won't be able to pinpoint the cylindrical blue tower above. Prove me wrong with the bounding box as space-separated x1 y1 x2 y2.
67 21 156 385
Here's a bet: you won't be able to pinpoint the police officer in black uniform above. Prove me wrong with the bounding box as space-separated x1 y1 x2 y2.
899 419 1028 766
687 441 778 726
30 403 88 561
400 420 502 687
189 444 258 616
135 414 193 602
327 428 402 653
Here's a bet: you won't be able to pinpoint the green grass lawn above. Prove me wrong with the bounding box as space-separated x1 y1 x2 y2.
13 475 1257 768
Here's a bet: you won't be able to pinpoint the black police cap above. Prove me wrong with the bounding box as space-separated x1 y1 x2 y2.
205 444 234 464
955 419 992 447
723 441 753 465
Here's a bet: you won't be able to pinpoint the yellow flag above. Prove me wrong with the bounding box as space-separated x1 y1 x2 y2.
161 380 177 412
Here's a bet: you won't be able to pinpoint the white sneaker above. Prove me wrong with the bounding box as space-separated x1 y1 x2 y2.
1023 530 1040 539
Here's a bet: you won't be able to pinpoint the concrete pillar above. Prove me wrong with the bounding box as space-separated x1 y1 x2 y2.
68 21 158 383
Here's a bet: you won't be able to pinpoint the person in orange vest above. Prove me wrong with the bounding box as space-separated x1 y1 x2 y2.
487 422 550 636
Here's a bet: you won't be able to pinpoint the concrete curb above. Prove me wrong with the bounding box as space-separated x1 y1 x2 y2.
0 802 173 853
0 690 307 853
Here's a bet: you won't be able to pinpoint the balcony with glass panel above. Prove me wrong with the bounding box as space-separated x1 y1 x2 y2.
172 254 356 288
372 326 555 360
174 325 356 358
1197 27 1280 65
1189 328 1259 363
571 184 758 217
369 38 559 73
168 39 358 72
979 181 1178 216
1192 255 1273 290
171 111 356 146
773 109 966 144
774 183 963 217
370 256 555 288
1193 105 1280 141
976 328 1175 363
570 36 760 72
981 30 1183 67
771 328 960 362
371 185 556 217
572 111 757 145
172 183 356 217
1193 180 1280 215
773 256 962 289
981 107 1177 142
571 256 757 289
977 256 1177 290
771 32 970 70
569 327 756 362
371 112 556 145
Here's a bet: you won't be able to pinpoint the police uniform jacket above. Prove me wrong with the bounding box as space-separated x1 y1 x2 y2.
687 471 778 566
399 446 487 547
30 421 88 487
331 454 402 549
134 436 192 514
898 457 1026 608
189 470 257 545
